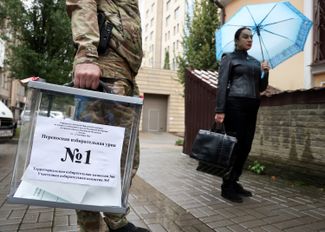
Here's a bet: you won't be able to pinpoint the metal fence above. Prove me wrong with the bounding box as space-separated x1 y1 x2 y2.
183 69 217 155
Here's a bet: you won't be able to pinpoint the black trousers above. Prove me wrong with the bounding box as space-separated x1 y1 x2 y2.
223 97 260 183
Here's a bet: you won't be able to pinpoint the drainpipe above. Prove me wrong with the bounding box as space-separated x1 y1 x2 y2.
213 0 225 25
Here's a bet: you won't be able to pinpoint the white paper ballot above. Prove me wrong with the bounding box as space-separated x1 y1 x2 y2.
13 181 69 203
14 116 125 208
23 116 125 188
14 176 122 207
18 179 89 203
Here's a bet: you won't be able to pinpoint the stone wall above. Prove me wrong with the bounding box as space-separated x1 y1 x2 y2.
249 88 325 186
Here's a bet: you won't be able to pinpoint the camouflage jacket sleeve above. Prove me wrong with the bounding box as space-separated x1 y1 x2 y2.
66 0 99 66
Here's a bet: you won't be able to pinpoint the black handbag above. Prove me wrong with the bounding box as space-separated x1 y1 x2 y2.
191 123 237 168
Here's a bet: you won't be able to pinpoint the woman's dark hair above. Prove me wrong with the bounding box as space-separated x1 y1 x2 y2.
234 27 251 50
234 27 251 41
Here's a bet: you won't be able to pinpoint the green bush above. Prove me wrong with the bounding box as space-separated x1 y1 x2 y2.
175 138 183 146
248 160 265 175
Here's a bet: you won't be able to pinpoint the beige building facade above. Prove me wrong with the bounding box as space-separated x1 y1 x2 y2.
0 18 26 121
136 67 184 134
139 0 189 134
0 34 11 106
216 0 325 90
141 0 189 70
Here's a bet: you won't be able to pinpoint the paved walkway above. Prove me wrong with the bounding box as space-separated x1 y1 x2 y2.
1 133 325 231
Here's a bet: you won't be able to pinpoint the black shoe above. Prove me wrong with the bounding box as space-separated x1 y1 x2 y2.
234 183 252 197
221 184 243 203
110 222 150 232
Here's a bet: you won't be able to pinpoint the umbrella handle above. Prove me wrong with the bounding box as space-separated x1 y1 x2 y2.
261 61 270 79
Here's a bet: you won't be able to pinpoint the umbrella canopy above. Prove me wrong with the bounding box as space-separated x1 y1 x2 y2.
215 1 312 68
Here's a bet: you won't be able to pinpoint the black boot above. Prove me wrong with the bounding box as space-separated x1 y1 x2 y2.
234 182 252 197
221 182 243 203
109 222 150 232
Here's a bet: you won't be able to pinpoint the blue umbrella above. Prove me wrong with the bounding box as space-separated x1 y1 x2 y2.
215 1 312 68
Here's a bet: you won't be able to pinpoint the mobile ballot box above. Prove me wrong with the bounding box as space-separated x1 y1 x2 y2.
7 81 142 213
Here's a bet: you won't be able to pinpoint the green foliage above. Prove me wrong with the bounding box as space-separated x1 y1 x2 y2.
2 0 74 84
175 138 184 146
163 50 170 69
0 0 25 30
248 160 265 175
177 0 220 86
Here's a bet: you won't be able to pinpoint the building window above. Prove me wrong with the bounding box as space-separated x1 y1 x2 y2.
313 0 325 63
166 15 170 27
0 39 4 68
0 73 4 88
174 7 180 19
4 76 8 89
166 0 171 11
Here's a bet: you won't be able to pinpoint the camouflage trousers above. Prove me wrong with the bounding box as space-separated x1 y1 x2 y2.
75 49 141 232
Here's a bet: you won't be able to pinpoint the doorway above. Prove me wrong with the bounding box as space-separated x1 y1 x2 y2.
142 93 168 132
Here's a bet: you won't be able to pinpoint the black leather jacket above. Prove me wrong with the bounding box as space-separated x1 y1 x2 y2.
215 50 269 113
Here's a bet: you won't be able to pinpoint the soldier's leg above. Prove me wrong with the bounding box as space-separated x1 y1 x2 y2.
76 210 102 232
74 98 107 232
99 50 148 231
131 82 140 178
101 79 143 231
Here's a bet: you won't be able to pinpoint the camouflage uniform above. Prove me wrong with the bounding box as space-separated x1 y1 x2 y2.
66 0 143 231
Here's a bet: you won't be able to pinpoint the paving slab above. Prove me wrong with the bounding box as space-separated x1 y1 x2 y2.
1 133 325 232
137 132 325 232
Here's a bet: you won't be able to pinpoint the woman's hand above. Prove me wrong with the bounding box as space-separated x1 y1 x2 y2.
261 61 270 72
215 113 225 123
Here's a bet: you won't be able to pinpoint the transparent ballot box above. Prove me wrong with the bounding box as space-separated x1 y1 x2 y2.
8 81 142 213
